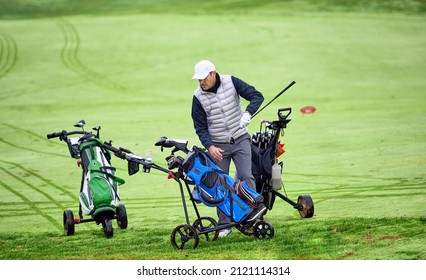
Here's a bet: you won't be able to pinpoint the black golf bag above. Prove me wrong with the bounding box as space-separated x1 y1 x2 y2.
250 107 314 218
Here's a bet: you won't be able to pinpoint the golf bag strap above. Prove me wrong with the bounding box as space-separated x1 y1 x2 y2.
198 188 225 205
80 143 96 160
81 143 112 162
101 166 116 172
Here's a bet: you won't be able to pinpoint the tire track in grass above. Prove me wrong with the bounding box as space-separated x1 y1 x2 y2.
1 201 72 215
0 32 17 79
2 122 59 143
0 180 62 230
1 121 68 158
0 166 72 210
0 76 98 101
1 122 66 151
282 172 426 205
0 137 68 158
57 19 128 92
0 160 75 200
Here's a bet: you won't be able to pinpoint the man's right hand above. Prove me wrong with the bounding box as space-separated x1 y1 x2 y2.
208 145 224 162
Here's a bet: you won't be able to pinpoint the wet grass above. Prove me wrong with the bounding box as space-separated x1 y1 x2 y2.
0 0 425 260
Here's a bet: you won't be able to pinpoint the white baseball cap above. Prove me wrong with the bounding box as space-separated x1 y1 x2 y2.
192 60 215 80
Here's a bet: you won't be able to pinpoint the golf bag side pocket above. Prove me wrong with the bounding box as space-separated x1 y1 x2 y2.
234 181 264 207
185 151 251 223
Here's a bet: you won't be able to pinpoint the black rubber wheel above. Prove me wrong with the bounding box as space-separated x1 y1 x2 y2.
116 203 128 229
253 220 274 240
102 219 114 238
235 223 254 236
63 209 75 236
297 194 314 218
193 216 219 241
171 224 199 250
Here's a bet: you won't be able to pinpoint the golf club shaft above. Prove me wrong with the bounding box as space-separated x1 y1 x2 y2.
229 81 296 143
251 80 296 119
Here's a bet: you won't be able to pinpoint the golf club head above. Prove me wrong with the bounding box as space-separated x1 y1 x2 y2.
74 119 86 128
155 136 169 147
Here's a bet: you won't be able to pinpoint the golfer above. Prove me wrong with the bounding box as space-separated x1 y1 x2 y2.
191 59 265 237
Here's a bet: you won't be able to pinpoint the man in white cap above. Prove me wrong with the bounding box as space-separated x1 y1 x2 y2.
191 59 265 237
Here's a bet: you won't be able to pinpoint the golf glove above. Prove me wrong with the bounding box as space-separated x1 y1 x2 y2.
240 112 251 128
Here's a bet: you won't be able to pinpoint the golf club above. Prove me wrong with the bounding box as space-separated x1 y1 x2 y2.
230 80 296 144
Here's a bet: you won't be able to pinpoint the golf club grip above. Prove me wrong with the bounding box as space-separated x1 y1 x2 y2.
103 142 122 155
103 143 118 153
252 81 296 119
46 131 64 139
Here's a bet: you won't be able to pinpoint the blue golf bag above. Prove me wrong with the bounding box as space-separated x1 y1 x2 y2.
182 148 264 223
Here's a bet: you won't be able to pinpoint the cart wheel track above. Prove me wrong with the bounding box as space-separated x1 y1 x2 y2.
0 180 62 230
57 19 128 92
0 32 17 79
1 122 65 148
0 137 68 158
0 161 75 200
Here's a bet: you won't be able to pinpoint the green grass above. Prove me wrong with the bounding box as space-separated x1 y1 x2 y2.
0 217 424 260
1 0 425 18
0 0 425 260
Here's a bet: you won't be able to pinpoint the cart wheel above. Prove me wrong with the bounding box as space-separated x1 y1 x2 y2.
193 216 219 241
253 220 274 240
297 194 314 218
171 224 199 250
116 203 128 229
63 209 75 236
235 223 254 236
102 219 114 238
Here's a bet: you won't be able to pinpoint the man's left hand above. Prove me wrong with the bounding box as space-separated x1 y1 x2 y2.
240 111 251 128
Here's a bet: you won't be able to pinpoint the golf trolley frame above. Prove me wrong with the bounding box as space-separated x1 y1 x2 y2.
103 139 274 250
252 107 314 218
47 120 128 238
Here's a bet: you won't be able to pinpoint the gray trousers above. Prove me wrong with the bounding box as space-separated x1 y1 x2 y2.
211 133 256 225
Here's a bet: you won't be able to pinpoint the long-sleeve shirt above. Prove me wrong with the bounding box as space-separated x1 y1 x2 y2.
191 73 264 149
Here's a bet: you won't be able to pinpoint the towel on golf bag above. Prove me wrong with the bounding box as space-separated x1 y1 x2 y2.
183 148 263 223
78 137 125 218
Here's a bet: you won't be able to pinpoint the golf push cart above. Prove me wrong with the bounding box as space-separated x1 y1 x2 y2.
251 107 314 218
47 120 128 238
149 106 315 249
100 138 274 250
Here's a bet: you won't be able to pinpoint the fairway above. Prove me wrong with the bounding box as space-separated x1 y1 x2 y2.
0 1 425 260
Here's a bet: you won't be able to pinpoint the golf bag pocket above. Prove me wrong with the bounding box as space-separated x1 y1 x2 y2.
251 143 274 181
90 176 114 209
185 150 251 223
195 184 251 223
235 181 264 207
80 174 118 215
219 191 252 223
192 169 231 207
